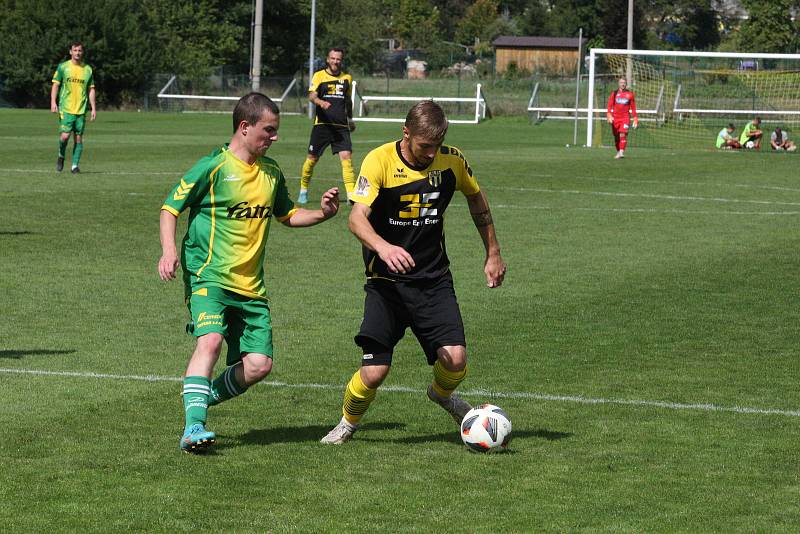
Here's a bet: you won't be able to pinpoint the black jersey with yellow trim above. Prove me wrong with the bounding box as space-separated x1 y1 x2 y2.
352 140 480 282
309 69 353 126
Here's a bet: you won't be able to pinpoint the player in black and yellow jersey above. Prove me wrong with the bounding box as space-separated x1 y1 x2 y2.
297 47 356 204
321 100 507 444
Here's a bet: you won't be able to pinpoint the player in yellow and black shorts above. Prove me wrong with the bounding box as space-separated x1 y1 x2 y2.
320 100 508 445
158 93 340 453
51 41 96 174
297 47 356 204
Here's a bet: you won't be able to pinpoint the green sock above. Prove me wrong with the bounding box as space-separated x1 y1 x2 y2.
72 142 83 167
209 363 248 406
182 376 211 428
58 139 68 158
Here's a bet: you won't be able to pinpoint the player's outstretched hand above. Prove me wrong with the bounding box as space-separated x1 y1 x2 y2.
50 103 58 113
485 254 507 288
320 187 340 219
158 253 180 281
378 244 415 274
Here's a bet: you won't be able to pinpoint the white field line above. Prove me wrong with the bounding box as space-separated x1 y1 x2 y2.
2 367 799 418
495 186 800 207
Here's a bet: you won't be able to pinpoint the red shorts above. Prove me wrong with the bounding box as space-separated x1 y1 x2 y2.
612 120 630 135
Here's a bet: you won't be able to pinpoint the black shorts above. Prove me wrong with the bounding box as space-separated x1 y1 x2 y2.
308 124 352 157
355 272 466 366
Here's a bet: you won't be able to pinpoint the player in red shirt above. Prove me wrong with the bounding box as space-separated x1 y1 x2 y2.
606 77 638 159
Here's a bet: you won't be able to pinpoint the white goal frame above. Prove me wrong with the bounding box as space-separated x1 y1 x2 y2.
350 81 490 124
157 75 300 113
586 48 800 147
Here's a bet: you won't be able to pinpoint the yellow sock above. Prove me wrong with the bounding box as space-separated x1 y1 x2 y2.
341 158 355 197
300 158 317 190
431 360 467 398
342 369 376 425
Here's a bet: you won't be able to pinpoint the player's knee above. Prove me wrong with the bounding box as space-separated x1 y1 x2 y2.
436 345 467 372
241 353 272 382
360 364 390 388
196 333 224 355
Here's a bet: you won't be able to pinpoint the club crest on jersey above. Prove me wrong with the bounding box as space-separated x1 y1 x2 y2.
427 170 442 187
355 175 370 197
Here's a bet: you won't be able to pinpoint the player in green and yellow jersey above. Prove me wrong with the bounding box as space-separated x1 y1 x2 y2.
158 93 340 453
50 42 96 174
297 47 356 204
320 101 507 444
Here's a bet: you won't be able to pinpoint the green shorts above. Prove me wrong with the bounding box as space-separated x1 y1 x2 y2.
186 285 273 365
59 112 86 135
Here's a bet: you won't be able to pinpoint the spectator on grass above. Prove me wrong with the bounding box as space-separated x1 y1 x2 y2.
716 123 741 149
770 127 797 152
739 117 763 149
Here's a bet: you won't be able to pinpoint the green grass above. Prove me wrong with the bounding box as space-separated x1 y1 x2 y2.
2 109 800 532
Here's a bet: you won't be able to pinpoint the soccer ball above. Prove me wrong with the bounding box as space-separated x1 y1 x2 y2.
460 404 512 453
745 141 755 149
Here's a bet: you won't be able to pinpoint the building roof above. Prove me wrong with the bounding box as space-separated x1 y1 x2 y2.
492 36 586 49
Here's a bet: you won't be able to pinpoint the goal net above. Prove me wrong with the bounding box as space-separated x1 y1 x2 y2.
156 74 303 114
586 49 800 149
351 81 491 124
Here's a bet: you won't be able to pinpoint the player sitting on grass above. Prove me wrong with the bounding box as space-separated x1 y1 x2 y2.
770 127 797 152
739 117 763 149
716 123 741 150
158 93 339 454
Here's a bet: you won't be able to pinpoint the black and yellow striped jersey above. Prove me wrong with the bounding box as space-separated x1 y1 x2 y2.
309 69 353 126
352 141 480 282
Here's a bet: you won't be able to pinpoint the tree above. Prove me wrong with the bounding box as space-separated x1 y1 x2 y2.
738 0 796 53
393 0 443 51
315 0 390 74
599 0 645 49
455 0 500 49
643 0 720 50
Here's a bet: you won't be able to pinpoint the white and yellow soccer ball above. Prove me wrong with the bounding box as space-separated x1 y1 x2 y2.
460 403 512 452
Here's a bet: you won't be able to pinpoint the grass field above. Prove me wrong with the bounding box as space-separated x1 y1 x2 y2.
2 109 799 532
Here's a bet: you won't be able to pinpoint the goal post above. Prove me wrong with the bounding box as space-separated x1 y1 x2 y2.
351 81 490 124
586 48 800 148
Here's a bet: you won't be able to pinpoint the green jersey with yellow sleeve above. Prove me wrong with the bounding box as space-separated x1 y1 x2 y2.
351 141 480 282
52 60 94 115
309 69 353 126
161 146 298 300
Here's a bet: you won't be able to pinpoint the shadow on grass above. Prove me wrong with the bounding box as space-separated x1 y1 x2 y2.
215 421 407 449
374 427 572 445
0 231 34 236
0 349 76 359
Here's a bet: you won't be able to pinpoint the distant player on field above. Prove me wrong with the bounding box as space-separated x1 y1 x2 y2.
716 123 741 150
158 93 340 454
51 41 96 174
297 47 356 204
320 100 507 445
606 77 638 159
739 117 763 149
